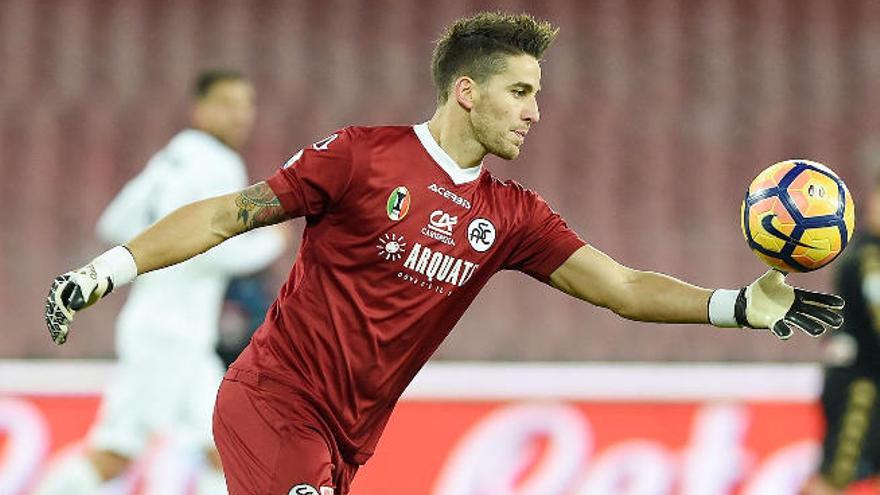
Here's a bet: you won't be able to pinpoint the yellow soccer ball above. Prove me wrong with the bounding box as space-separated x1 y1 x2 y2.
741 159 855 272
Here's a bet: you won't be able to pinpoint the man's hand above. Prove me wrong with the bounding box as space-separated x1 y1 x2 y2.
44 246 137 345
734 270 844 339
45 262 115 345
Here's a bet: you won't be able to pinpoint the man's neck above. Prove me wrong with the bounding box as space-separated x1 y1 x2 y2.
426 109 486 169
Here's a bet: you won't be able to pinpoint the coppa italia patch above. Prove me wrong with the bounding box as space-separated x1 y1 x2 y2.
387 186 411 221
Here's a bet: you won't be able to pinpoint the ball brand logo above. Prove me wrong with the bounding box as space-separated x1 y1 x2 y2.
807 183 826 199
760 214 817 249
386 186 411 221
377 233 406 261
467 218 496 252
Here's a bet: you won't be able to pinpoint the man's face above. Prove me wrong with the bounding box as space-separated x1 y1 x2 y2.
194 79 256 150
470 53 542 160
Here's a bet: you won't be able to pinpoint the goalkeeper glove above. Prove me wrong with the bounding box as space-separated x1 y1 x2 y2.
708 269 844 339
45 246 138 345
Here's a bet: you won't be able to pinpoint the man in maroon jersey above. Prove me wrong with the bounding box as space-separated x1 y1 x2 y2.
46 12 844 495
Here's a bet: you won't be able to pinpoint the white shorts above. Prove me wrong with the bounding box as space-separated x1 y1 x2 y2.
89 349 225 458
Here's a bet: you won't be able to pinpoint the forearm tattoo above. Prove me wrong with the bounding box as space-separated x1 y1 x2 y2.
234 182 288 229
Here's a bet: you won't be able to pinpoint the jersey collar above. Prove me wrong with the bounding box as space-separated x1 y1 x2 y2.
413 123 482 185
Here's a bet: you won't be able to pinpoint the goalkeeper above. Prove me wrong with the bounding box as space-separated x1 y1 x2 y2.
45 12 844 495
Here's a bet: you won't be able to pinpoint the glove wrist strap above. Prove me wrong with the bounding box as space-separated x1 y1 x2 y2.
91 246 138 289
709 289 742 328
733 287 752 328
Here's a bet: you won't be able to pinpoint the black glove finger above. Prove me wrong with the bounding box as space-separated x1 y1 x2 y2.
793 302 844 328
794 288 844 309
59 280 76 307
68 285 86 311
784 312 827 337
771 320 795 340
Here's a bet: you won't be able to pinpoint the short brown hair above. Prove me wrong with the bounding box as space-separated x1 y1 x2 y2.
431 12 559 103
193 69 247 99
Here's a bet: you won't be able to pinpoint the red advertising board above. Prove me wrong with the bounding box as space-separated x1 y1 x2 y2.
1 362 877 495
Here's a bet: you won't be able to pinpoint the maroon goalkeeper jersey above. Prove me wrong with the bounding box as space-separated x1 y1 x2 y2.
232 124 585 464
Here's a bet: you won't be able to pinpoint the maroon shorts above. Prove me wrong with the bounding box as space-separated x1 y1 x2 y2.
213 368 358 495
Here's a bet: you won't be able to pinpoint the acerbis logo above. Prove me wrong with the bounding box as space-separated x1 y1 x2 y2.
428 183 472 209
387 186 411 221
760 214 817 249
421 210 457 246
377 233 406 261
282 149 303 169
281 133 339 169
288 484 319 495
467 218 496 252
312 133 339 151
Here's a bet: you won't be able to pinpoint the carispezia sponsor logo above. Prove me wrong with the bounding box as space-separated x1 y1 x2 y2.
421 210 457 246
428 183 471 210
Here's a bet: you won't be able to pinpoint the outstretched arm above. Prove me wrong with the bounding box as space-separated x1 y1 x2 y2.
550 245 844 339
45 181 289 344
127 181 288 274
550 245 712 324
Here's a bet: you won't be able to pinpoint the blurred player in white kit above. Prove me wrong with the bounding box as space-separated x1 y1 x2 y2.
34 69 286 495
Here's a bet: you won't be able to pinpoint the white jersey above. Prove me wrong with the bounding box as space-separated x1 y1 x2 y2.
97 129 285 355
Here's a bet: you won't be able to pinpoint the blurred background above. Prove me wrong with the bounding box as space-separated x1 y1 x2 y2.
4 0 880 362
3 0 880 494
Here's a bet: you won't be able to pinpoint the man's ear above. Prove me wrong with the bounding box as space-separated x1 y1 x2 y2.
454 76 477 111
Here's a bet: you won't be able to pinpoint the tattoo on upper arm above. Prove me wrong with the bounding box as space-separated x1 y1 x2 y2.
234 182 288 229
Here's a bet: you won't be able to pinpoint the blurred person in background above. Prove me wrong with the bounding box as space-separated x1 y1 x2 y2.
35 69 286 495
216 272 275 368
802 175 880 495
45 13 845 495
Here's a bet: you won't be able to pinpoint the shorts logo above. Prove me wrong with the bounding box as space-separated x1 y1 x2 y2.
421 210 457 246
387 186 411 221
377 233 406 261
289 485 320 495
467 218 496 252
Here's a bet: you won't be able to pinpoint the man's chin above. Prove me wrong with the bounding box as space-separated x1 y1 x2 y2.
492 145 520 160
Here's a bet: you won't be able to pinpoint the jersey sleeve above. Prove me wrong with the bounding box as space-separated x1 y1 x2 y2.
266 128 355 218
505 191 586 283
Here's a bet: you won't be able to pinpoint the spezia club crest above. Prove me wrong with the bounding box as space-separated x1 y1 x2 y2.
387 186 411 221
467 217 496 252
